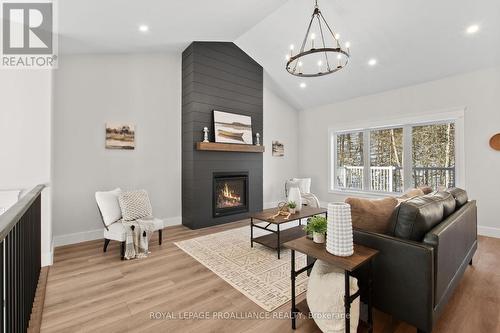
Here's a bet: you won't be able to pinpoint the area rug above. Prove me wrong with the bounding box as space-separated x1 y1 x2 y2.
174 225 308 312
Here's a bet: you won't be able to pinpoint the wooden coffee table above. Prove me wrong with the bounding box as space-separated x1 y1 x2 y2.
249 206 327 259
284 236 378 333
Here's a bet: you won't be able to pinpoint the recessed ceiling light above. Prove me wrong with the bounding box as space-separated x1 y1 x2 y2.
345 41 351 48
466 24 479 34
300 82 307 88
138 25 149 32
368 58 377 66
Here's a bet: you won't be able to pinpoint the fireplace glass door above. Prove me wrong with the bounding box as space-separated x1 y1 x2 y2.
213 173 249 217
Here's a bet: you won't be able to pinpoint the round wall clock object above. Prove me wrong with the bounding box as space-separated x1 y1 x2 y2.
489 133 500 151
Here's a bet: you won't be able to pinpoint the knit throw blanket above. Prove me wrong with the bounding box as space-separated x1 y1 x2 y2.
122 218 156 260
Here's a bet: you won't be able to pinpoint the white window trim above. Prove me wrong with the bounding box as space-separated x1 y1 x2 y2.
328 107 466 196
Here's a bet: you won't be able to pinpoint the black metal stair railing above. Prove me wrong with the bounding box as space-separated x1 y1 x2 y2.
0 184 44 333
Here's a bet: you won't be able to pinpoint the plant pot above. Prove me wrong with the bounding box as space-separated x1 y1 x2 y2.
289 208 296 214
313 232 325 244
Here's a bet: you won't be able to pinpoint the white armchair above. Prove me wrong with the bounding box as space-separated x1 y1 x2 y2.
285 178 321 208
95 188 164 259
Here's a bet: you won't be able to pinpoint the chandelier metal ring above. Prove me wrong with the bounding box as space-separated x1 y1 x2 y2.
286 48 350 77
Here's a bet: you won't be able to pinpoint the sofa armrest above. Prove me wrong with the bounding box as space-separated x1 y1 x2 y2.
353 229 434 332
423 200 477 313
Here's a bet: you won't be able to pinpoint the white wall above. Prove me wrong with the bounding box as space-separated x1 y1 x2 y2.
0 70 53 266
263 74 300 207
299 66 500 237
52 55 299 245
52 54 182 245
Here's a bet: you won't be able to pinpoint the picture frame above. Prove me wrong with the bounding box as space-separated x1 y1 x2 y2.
272 141 284 156
213 110 253 145
105 123 135 150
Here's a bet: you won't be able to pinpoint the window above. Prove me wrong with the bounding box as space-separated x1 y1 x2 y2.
412 123 455 189
335 132 364 190
331 118 459 194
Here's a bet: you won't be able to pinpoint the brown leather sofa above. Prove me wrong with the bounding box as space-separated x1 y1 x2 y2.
353 188 477 333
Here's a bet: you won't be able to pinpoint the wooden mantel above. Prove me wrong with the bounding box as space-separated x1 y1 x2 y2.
195 142 265 153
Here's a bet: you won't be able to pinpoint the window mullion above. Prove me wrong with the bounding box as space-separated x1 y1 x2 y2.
403 125 413 191
363 130 370 191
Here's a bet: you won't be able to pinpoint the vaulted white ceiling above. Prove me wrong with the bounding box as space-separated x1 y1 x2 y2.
58 0 289 53
59 0 500 110
236 0 500 109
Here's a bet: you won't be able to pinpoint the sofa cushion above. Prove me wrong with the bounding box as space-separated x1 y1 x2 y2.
345 197 398 234
118 190 153 221
390 195 444 241
447 187 468 208
95 188 122 226
432 191 456 218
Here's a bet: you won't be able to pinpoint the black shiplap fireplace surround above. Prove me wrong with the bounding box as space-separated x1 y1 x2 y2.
182 42 263 229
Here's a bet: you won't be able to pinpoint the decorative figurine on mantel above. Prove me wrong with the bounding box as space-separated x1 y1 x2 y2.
255 132 261 146
203 127 209 143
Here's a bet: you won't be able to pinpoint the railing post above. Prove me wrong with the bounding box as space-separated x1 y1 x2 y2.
388 167 393 192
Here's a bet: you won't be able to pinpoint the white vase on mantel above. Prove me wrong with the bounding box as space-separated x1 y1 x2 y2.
287 181 302 213
326 202 354 257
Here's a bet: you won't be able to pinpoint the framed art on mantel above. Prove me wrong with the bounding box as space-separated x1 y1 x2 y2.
213 110 253 145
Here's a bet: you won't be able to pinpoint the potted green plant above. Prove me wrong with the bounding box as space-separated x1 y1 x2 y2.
304 215 327 243
288 201 297 214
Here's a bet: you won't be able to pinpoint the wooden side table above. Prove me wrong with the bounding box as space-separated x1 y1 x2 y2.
284 236 378 333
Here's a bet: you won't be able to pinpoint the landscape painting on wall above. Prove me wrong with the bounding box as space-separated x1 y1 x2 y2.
272 141 284 156
105 123 135 150
213 110 253 145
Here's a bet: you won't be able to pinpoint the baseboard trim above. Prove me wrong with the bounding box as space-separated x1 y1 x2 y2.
41 250 53 267
53 216 183 247
162 216 182 227
478 225 500 239
53 229 102 247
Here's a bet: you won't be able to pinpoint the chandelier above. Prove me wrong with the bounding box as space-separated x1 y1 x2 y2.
286 0 350 77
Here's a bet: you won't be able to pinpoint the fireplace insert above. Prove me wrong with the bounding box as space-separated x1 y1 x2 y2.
213 172 249 217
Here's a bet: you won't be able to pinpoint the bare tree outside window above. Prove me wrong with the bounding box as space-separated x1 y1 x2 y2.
370 128 403 192
333 121 456 193
412 123 455 189
336 132 363 190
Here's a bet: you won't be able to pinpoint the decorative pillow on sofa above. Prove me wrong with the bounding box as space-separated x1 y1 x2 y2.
418 185 434 195
95 188 122 226
118 190 153 221
345 197 398 234
398 188 425 200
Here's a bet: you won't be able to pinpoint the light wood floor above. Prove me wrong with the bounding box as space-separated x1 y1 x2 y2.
41 221 500 333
